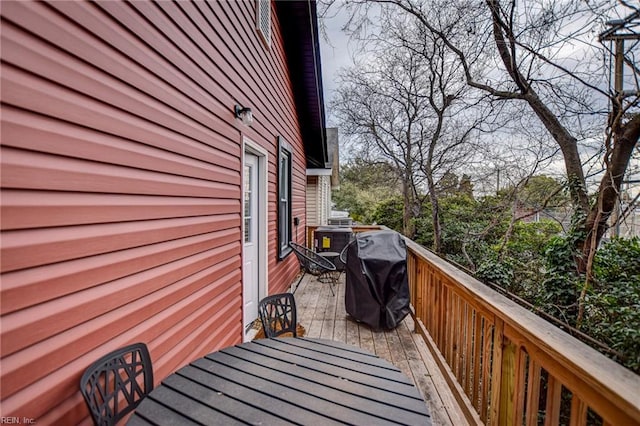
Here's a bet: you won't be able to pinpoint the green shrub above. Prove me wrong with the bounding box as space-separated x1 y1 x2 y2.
585 237 640 372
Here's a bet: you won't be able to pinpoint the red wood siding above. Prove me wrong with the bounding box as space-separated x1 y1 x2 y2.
0 1 307 423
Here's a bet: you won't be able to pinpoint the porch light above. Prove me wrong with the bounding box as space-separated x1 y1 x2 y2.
234 104 253 126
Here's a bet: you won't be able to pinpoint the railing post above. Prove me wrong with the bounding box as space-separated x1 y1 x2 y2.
489 318 505 426
412 254 421 333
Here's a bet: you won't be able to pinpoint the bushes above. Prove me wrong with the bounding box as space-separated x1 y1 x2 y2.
396 198 639 372
536 235 640 372
585 237 640 372
539 234 582 325
497 220 562 299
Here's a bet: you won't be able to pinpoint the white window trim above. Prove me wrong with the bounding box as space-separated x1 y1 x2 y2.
278 136 293 260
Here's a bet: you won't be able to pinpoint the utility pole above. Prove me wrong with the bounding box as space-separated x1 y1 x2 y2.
599 11 640 238
599 10 640 99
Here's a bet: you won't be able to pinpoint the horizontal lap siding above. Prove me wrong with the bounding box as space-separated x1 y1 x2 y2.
0 1 305 423
307 176 320 226
191 0 304 292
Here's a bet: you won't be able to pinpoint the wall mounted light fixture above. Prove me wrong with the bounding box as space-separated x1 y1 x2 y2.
234 104 253 126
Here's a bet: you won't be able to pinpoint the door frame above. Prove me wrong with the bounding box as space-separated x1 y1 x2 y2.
242 138 268 341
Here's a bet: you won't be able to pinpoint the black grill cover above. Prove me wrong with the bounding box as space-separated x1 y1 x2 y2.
345 230 410 329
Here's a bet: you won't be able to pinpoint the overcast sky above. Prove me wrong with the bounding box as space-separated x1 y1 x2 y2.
318 9 353 127
315 2 639 193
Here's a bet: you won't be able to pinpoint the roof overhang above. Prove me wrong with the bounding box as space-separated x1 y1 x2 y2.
306 168 333 176
276 0 328 169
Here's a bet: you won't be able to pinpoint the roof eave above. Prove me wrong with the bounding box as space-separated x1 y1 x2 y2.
276 0 328 169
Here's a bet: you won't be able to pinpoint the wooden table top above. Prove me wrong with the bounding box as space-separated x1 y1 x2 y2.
127 337 432 425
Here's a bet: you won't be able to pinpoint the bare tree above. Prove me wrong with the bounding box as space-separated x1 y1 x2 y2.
332 37 427 237
338 0 639 272
332 10 487 247
389 16 483 251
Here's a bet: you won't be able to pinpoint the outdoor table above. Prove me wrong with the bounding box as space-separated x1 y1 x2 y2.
127 337 432 425
318 251 340 261
318 251 340 269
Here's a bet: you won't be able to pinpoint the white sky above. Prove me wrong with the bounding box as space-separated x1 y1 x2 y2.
318 8 353 127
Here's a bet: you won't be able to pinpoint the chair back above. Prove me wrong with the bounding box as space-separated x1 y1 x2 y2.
289 241 336 274
258 293 298 338
339 239 355 265
80 343 153 426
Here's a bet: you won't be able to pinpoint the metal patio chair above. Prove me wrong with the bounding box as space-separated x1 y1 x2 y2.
258 293 298 338
80 342 154 426
289 241 338 295
338 239 355 268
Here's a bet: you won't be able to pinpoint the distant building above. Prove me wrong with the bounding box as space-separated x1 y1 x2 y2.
307 127 339 227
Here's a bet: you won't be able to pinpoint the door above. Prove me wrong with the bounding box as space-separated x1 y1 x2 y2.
243 152 260 332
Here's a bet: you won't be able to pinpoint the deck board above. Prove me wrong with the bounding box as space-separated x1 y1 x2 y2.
291 272 470 426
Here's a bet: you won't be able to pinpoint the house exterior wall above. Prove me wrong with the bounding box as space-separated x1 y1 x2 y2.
0 1 306 423
306 174 331 227
307 175 320 225
319 175 331 225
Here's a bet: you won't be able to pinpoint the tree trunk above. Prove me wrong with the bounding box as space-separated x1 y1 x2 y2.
402 180 416 238
522 92 591 213
431 195 442 253
487 1 591 215
579 113 640 270
426 176 442 253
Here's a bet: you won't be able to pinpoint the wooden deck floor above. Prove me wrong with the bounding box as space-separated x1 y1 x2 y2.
293 272 470 426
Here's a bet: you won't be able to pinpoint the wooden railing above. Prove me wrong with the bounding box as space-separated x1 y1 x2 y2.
307 225 640 425
405 238 640 426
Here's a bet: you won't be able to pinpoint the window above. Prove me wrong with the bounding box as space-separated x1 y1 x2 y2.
257 0 271 47
278 137 292 259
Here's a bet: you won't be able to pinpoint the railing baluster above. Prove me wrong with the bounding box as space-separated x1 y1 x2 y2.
514 348 528 426
544 376 562 426
458 298 467 382
483 317 497 423
465 304 474 397
438 280 445 357
490 320 506 426
444 285 452 365
525 360 541 426
473 310 483 412
430 265 437 345
569 395 587 426
454 293 462 381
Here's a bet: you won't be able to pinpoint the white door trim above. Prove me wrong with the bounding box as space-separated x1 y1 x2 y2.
242 138 268 341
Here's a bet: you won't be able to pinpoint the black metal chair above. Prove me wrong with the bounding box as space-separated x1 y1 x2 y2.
289 241 337 295
258 293 297 338
339 239 355 267
80 342 154 426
